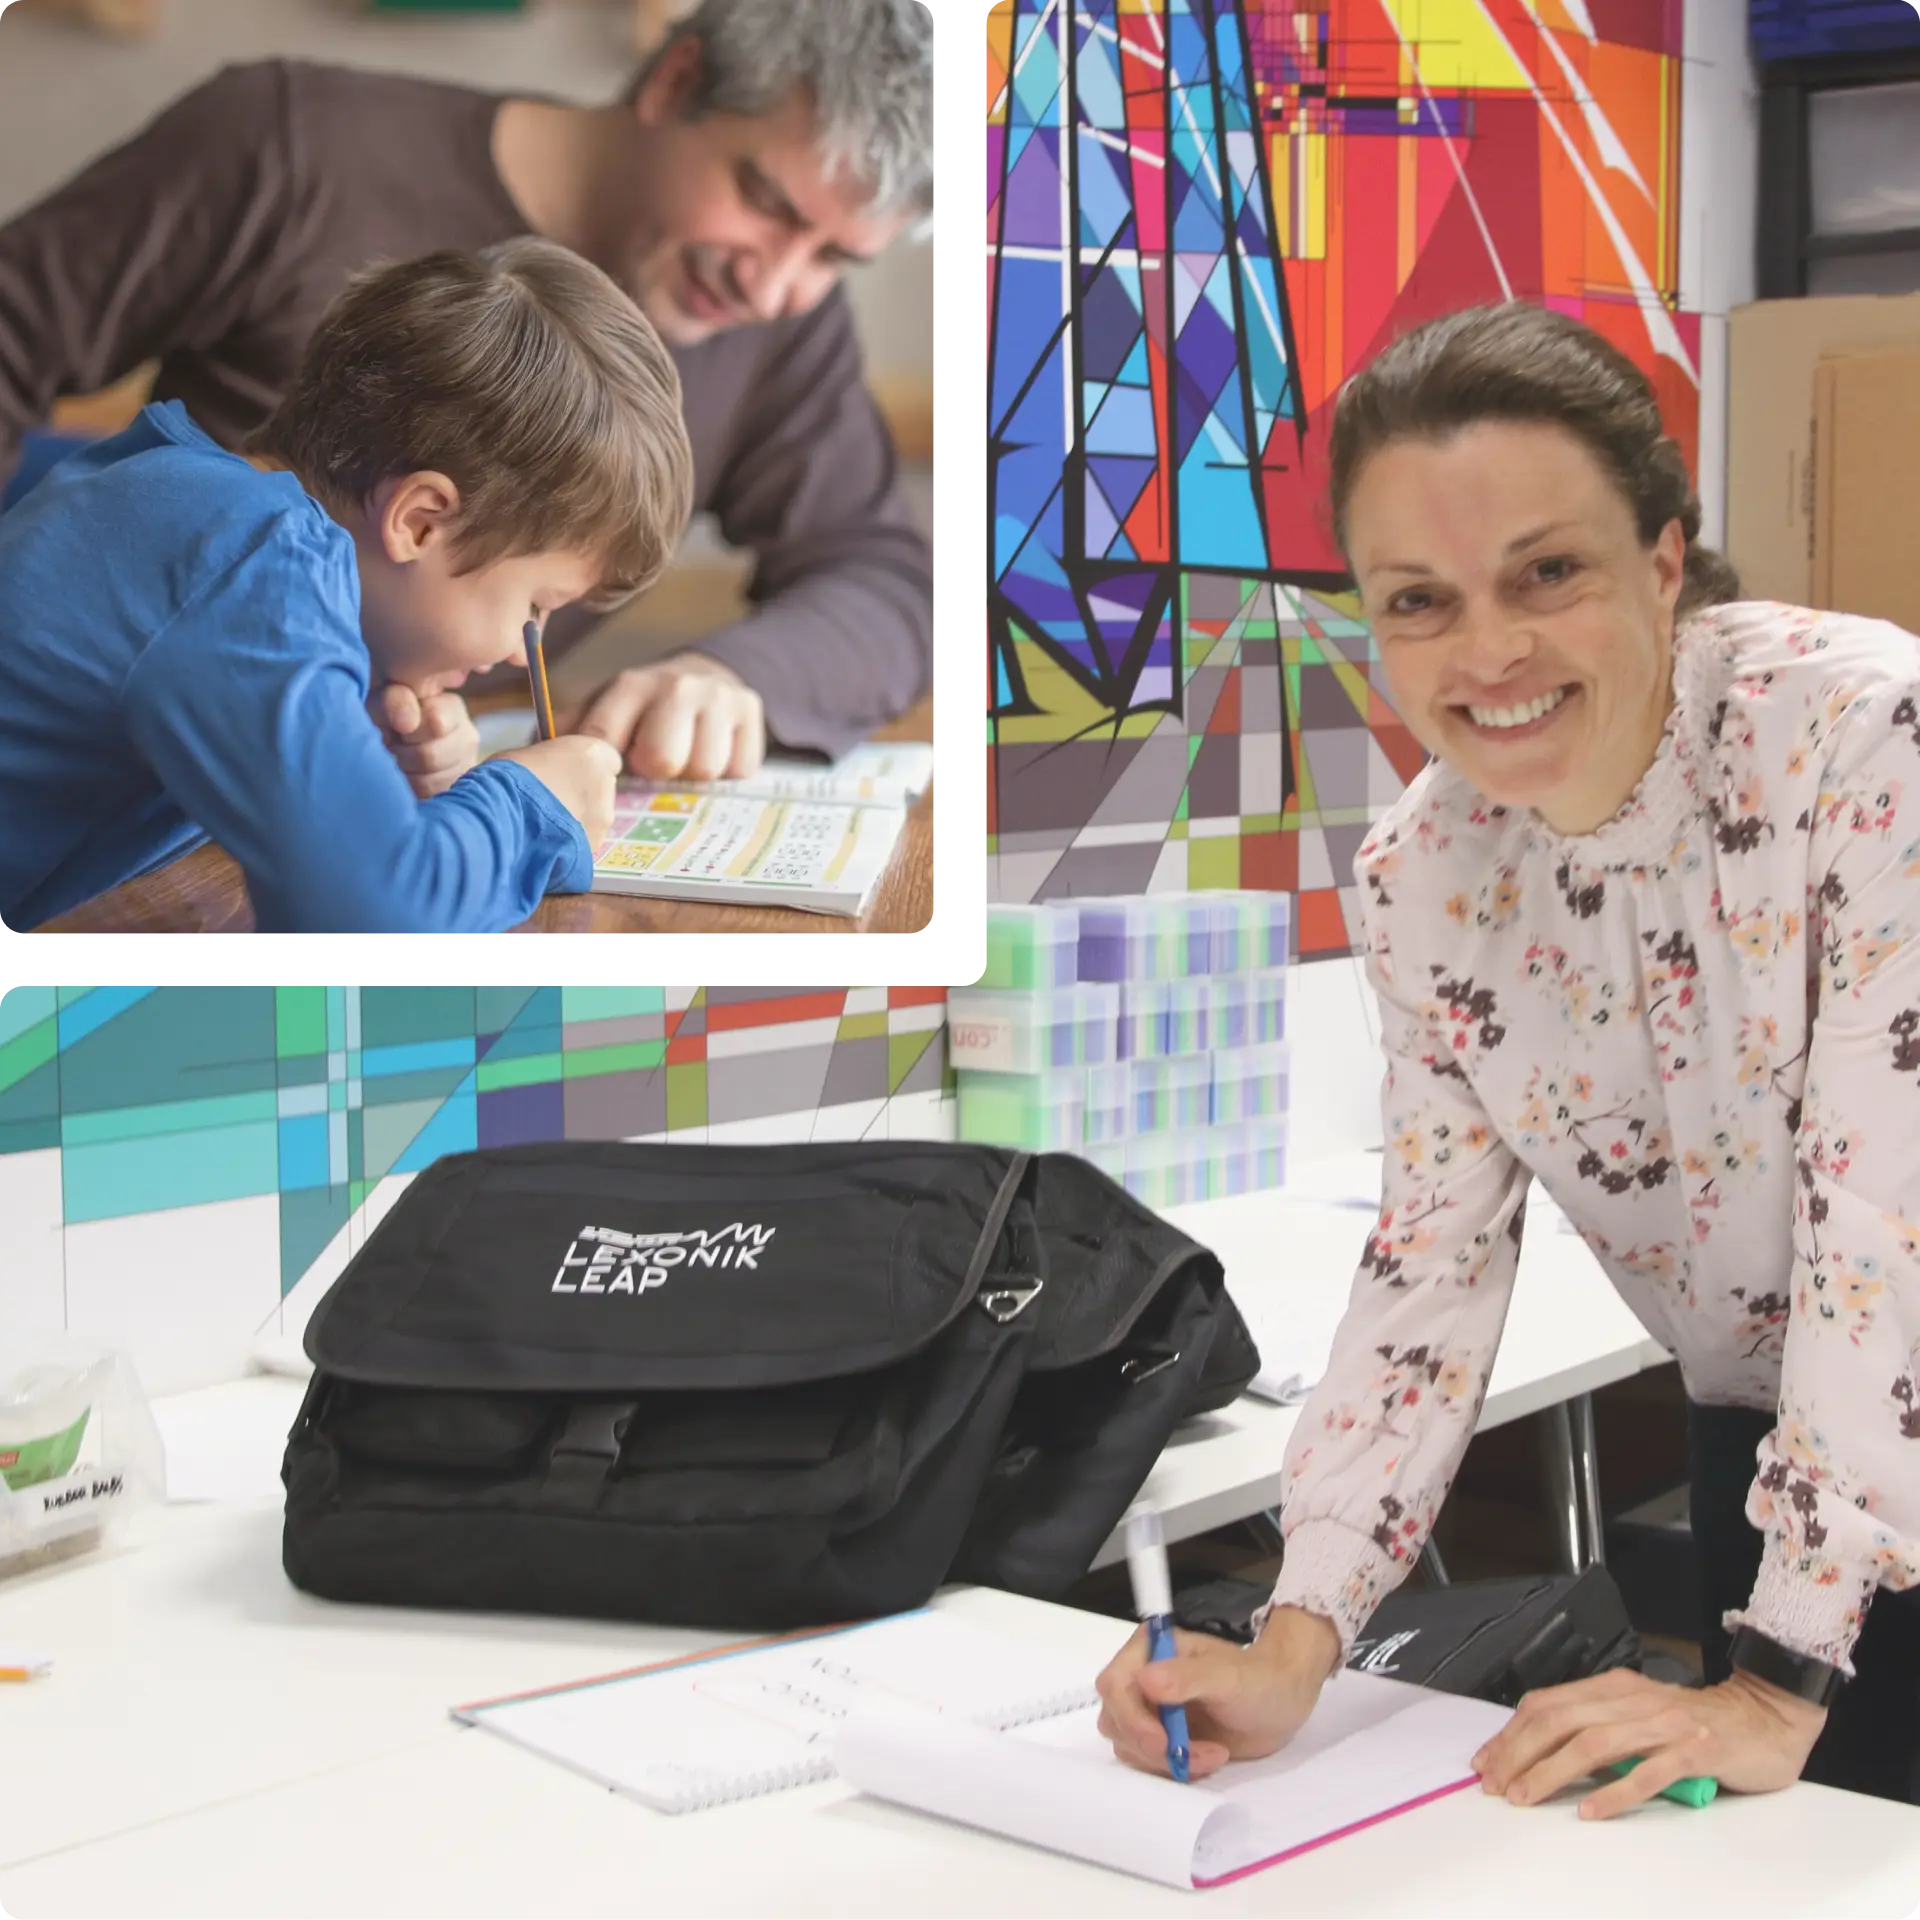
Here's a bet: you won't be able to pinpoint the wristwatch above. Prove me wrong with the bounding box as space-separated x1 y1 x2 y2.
1727 1626 1847 1708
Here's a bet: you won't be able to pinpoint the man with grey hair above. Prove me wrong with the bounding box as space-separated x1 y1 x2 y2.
0 0 932 784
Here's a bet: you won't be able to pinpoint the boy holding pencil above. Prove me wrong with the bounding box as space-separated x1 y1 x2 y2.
0 237 693 932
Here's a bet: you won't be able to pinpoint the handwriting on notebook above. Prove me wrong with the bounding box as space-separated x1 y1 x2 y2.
694 1642 971 1741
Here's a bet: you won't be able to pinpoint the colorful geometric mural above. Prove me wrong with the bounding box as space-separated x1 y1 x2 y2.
987 0 1699 950
0 986 952 1304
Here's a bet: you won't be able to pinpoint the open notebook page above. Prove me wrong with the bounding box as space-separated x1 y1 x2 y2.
836 1671 1512 1890
453 1610 1097 1814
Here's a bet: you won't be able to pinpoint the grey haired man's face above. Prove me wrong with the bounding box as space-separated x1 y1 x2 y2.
618 44 912 345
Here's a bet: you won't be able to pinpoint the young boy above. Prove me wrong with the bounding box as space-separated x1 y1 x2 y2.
0 236 694 931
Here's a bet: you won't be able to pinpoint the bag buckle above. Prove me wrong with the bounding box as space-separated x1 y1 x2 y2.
1120 1349 1181 1385
979 1277 1044 1323
541 1399 634 1508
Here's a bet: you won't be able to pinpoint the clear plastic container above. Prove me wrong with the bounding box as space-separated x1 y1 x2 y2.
1209 1118 1291 1199
1207 973 1250 1051
1210 892 1292 975
1125 1130 1212 1208
981 903 1080 992
1210 1041 1292 1125
1078 892 1293 982
946 983 1119 1075
1082 1137 1131 1192
1125 1054 1212 1134
1250 967 1288 1046
1082 1061 1129 1145
1207 967 1289 1049
1164 976 1212 1056
956 1068 1085 1152
0 1347 165 1575
1075 896 1169 983
1213 975 1290 1052
1167 895 1222 978
1117 979 1169 1061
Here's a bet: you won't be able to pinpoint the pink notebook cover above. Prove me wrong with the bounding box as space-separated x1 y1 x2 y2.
1194 1774 1479 1888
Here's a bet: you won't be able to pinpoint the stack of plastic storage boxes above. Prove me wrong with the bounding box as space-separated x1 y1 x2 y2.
948 893 1291 1208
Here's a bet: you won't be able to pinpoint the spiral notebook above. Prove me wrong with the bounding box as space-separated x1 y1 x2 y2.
450 1611 1098 1815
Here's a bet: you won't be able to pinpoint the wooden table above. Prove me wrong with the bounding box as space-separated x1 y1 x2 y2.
38 699 933 935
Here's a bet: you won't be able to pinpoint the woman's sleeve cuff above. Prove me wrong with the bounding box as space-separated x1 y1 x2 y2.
1722 1531 1878 1678
1249 1520 1407 1667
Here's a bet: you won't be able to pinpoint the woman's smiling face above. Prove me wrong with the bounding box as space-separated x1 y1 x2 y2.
1345 418 1688 835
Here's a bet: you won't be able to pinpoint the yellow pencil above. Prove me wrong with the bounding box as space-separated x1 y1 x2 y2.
524 620 556 742
0 1653 52 1682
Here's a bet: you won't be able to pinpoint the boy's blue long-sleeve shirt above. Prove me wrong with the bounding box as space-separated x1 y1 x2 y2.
0 403 590 931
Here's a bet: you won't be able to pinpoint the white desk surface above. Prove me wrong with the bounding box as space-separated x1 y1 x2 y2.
0 1162 1756 1920
3 1504 1917 1920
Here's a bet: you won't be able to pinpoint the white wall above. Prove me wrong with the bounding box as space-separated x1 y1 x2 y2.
1286 955 1382 1159
1680 0 1762 550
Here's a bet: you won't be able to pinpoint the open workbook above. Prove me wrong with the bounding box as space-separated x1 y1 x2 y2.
453 1609 1509 1887
475 720 932 917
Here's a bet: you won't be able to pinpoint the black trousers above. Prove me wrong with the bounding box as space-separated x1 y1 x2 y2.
1689 1402 1920 1804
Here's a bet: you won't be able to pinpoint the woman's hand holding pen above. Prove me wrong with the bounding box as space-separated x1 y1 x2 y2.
374 684 481 799
1095 1607 1342 1781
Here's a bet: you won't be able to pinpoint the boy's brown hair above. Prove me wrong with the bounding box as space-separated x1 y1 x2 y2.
252 238 694 610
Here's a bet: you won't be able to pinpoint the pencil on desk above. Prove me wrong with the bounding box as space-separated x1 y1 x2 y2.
524 620 555 742
0 1653 52 1682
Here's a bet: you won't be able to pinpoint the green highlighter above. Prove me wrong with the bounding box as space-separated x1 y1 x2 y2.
1608 1757 1719 1807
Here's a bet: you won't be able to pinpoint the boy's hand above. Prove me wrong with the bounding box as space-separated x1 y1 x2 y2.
374 684 481 800
498 736 623 852
565 652 766 783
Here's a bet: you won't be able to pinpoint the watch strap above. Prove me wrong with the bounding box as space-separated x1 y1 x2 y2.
1727 1625 1846 1708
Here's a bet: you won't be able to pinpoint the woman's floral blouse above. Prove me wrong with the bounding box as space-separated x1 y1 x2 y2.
1269 602 1920 1673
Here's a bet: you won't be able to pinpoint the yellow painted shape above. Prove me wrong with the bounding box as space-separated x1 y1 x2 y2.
1303 131 1326 261
983 2 1013 120
1380 0 1531 92
1304 586 1367 619
1292 741 1319 814
994 709 1164 744
996 635 1165 743
1328 656 1372 714
1269 129 1292 254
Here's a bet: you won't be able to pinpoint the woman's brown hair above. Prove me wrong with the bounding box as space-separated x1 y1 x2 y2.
251 238 694 611
1327 301 1740 621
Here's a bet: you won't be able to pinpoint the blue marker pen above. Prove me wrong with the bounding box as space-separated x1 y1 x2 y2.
1124 1502 1190 1783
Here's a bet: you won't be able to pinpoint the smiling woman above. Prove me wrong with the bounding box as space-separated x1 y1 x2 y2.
1095 301 1920 1813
